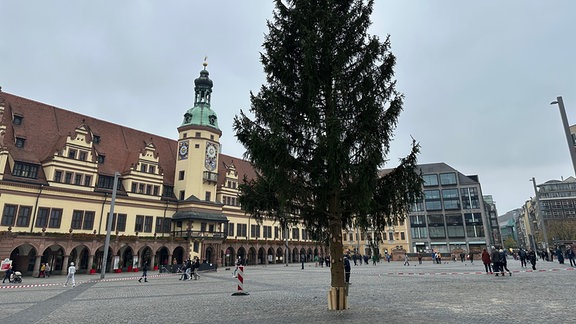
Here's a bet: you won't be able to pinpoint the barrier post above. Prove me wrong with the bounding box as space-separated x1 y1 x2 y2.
231 265 249 296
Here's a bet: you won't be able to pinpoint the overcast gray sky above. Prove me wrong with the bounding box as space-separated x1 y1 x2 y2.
1 1 575 215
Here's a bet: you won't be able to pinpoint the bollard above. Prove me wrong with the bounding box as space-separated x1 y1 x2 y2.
231 265 249 296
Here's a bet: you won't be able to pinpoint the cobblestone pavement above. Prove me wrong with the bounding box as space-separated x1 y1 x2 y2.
0 258 574 324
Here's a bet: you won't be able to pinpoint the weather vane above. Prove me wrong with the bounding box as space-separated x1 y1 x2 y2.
203 56 208 68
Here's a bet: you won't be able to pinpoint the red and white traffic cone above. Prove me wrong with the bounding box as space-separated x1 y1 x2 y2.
231 265 249 296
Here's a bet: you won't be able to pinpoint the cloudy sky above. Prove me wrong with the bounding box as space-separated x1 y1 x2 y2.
2 1 575 215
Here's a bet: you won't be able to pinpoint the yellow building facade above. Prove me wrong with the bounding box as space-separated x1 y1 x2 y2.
0 64 322 276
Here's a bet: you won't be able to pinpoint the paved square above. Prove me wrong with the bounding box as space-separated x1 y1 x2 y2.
1 259 574 324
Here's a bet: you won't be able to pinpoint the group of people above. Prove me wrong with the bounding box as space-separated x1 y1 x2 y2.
179 257 201 281
481 247 538 277
38 262 51 278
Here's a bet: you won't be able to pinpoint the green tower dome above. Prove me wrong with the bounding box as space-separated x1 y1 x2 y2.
181 61 219 129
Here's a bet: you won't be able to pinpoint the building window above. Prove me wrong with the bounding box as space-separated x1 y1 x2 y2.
179 191 185 200
195 132 201 137
84 175 92 187
193 241 199 252
163 186 174 198
48 209 62 228
13 162 39 179
93 135 101 144
105 213 117 231
274 227 279 239
446 214 465 238
155 217 171 234
440 172 457 185
236 223 247 237
68 149 77 159
424 190 442 211
16 206 32 227
54 170 62 182
138 183 145 194
1 204 17 226
442 189 461 210
97 175 115 189
116 214 127 232
292 228 300 240
135 215 144 232
97 155 105 164
144 216 153 233
205 191 211 201
140 164 147 172
131 183 137 193
146 185 152 195
427 214 445 238
64 172 73 184
36 208 50 228
78 151 88 161
302 228 308 240
179 170 185 180
15 137 26 148
149 166 155 174
74 174 82 185
461 187 480 209
71 210 84 229
153 186 159 196
83 211 95 230
13 115 23 125
250 224 260 238
227 222 235 236
423 174 438 186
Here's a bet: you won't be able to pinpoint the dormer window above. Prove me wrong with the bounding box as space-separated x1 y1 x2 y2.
78 151 87 161
68 149 77 159
15 137 25 148
93 135 101 144
13 115 23 125
97 155 105 164
149 166 155 174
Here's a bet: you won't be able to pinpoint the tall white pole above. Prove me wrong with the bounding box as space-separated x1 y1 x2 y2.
551 96 576 176
101 172 120 279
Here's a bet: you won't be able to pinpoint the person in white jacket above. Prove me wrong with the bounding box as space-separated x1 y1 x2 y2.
64 262 76 287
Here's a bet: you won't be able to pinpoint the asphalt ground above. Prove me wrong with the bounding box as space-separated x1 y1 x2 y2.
0 258 574 324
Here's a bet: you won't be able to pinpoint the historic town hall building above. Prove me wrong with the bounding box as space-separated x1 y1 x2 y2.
0 63 321 276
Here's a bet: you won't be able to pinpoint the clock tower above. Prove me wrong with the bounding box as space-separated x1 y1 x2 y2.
175 60 222 202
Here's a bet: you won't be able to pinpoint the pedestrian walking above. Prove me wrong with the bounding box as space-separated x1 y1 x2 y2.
45 263 51 277
566 246 575 267
192 257 200 280
64 262 76 287
301 253 306 270
528 249 537 270
519 248 527 268
490 248 501 277
138 261 149 283
403 254 410 266
481 248 492 274
2 266 13 283
499 249 511 276
39 263 46 278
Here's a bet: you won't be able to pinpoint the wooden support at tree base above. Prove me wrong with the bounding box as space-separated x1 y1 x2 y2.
327 286 348 310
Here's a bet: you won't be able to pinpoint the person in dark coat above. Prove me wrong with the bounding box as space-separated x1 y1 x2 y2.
490 248 501 276
481 248 492 274
344 256 351 284
2 266 13 283
138 261 149 282
499 249 511 276
528 249 537 270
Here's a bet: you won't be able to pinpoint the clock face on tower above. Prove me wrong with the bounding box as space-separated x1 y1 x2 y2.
205 142 218 171
178 141 189 160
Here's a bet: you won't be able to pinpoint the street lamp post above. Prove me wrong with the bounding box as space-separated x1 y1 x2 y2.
550 96 576 176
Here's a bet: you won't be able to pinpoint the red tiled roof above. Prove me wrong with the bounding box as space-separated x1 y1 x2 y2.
0 91 257 188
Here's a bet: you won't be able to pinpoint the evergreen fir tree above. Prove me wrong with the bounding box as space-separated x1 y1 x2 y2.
234 0 422 309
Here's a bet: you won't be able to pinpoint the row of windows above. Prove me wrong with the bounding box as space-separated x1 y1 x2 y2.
414 187 480 212
12 162 39 179
226 180 238 189
67 149 89 161
423 172 457 187
131 182 160 196
138 163 156 174
223 223 309 240
1 205 171 234
347 231 405 241
411 224 485 239
223 196 239 206
54 170 92 186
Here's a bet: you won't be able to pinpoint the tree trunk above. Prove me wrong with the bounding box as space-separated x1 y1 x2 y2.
327 213 347 310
